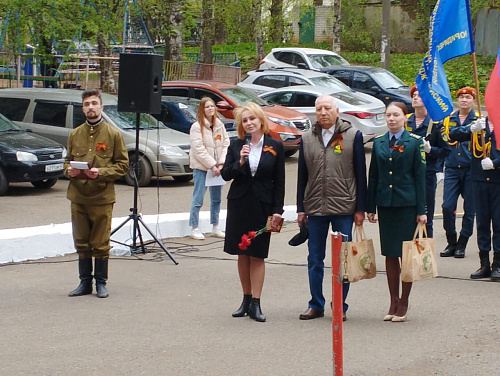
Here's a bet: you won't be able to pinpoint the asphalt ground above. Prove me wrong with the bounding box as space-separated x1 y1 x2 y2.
1 148 500 375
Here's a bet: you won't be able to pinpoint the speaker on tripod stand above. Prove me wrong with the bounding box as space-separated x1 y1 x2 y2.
111 53 178 264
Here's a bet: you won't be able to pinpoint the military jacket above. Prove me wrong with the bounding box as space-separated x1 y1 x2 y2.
64 120 129 205
443 109 477 169
406 113 450 173
366 130 426 214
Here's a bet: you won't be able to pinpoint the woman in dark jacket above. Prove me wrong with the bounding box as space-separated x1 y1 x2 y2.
221 102 285 322
366 102 427 322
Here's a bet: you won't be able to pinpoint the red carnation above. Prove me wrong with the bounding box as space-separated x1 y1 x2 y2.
247 231 256 238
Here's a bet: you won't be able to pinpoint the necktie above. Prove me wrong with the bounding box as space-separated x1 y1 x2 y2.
389 135 396 147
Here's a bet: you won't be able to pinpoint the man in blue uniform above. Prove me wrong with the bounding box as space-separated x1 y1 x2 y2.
449 116 500 281
440 87 478 258
406 85 451 237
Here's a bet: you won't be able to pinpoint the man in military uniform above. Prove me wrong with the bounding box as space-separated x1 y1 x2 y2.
406 85 451 237
440 87 478 258
65 89 129 298
450 116 500 281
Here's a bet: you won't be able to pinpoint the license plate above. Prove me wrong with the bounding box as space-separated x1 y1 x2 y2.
45 163 63 172
227 131 238 139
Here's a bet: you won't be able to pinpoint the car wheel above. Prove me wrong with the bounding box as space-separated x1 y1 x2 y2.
125 153 153 187
173 175 193 183
0 167 8 195
285 150 298 157
31 178 58 189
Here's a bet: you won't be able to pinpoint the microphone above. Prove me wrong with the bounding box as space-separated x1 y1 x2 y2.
244 134 251 164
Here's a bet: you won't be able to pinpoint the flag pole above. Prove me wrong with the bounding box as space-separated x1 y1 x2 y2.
471 52 486 157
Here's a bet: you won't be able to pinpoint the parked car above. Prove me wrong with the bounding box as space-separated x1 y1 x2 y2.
154 96 237 139
258 47 349 71
321 65 413 113
0 112 66 195
259 85 387 144
238 68 354 95
0 88 193 186
161 80 312 156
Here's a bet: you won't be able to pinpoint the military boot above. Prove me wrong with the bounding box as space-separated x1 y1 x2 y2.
94 258 109 298
440 233 457 257
454 235 469 258
470 251 491 279
490 253 500 282
68 258 93 296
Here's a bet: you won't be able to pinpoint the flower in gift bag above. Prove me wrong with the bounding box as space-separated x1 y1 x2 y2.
238 227 267 250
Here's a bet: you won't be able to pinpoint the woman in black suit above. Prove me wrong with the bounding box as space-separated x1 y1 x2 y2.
366 102 427 323
221 102 285 322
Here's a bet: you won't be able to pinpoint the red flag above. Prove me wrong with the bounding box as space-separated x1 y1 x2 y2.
484 45 500 144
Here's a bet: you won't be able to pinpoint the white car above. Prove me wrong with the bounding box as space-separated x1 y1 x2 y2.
258 47 349 71
259 86 387 144
238 68 352 95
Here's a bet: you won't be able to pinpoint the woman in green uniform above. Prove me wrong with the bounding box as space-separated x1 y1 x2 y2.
366 102 427 322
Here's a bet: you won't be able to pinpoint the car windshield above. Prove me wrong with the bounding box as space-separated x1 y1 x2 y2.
308 54 349 69
309 75 352 91
103 105 167 130
219 87 268 106
177 102 198 123
371 70 409 89
0 113 20 131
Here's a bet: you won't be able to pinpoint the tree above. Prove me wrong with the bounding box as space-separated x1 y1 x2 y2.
253 0 264 61
199 0 214 64
269 0 284 43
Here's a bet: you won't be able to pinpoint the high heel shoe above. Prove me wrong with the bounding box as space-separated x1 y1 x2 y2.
391 314 407 322
248 297 266 322
232 294 252 317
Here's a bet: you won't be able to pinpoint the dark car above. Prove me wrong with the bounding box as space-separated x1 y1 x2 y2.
321 66 413 113
0 113 66 195
154 96 237 139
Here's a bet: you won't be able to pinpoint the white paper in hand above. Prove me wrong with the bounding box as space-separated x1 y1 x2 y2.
70 161 90 170
205 169 226 187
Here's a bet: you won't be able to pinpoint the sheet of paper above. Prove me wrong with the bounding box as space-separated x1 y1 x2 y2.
205 169 226 187
70 161 90 170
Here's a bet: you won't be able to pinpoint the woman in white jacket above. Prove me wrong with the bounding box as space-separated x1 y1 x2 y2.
189 97 230 240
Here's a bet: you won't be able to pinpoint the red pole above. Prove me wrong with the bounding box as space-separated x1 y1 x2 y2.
331 232 343 375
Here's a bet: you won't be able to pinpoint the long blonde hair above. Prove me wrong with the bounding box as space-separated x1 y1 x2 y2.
234 102 269 139
196 97 219 138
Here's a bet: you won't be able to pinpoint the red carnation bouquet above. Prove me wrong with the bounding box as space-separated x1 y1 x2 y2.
238 227 267 250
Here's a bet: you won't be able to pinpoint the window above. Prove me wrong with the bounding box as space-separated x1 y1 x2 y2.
0 98 30 121
254 75 287 88
73 105 87 128
33 101 68 128
161 87 189 97
193 88 223 103
352 72 377 91
330 70 351 85
263 92 293 106
288 77 308 86
294 93 317 107
275 52 294 65
291 53 306 66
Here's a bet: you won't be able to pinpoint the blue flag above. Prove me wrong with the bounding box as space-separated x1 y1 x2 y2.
415 0 474 120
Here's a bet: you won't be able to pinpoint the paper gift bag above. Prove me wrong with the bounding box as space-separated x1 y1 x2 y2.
401 223 438 282
340 225 377 282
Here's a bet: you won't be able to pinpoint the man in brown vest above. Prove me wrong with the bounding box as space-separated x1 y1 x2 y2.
296 95 367 320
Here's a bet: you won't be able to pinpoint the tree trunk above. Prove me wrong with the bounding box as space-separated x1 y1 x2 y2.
97 35 116 93
164 0 183 61
269 0 284 43
199 0 214 65
253 0 264 62
332 0 341 52
214 0 226 44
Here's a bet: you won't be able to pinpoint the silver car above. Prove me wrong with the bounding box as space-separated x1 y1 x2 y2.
258 47 349 71
0 88 192 186
259 86 387 144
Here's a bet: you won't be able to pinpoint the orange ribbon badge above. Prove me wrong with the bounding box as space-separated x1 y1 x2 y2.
263 145 277 156
391 145 404 153
330 134 344 154
214 134 221 141
96 142 106 151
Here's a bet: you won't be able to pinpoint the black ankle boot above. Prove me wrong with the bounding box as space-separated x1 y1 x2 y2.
440 233 457 257
94 258 109 298
232 294 252 317
470 251 491 279
68 258 93 297
248 297 266 322
490 253 500 282
454 235 469 258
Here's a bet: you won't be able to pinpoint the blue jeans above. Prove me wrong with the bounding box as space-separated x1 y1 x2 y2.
189 169 222 227
442 167 475 238
307 214 353 313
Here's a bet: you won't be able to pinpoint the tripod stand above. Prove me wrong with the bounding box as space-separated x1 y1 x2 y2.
110 113 178 265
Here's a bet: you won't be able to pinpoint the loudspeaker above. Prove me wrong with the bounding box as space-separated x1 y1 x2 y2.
118 53 162 114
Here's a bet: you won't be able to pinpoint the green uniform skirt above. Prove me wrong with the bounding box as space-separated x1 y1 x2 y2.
378 206 418 257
